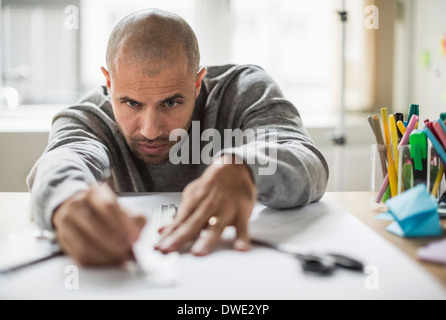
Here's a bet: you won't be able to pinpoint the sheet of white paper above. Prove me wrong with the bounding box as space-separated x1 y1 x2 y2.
128 202 180 287
0 224 60 273
0 193 445 300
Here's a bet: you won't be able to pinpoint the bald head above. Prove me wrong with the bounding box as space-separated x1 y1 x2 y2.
106 9 200 77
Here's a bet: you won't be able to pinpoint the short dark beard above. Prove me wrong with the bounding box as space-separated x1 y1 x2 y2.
116 119 193 165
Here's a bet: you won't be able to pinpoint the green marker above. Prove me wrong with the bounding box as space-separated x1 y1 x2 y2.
409 130 428 187
440 112 446 121
410 130 427 171
408 104 419 124
382 185 391 202
402 163 414 190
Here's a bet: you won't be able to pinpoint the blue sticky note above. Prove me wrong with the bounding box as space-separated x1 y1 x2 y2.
374 212 394 221
385 184 443 238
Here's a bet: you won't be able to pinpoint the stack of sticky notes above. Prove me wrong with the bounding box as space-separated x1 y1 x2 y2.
385 184 443 238
418 239 446 265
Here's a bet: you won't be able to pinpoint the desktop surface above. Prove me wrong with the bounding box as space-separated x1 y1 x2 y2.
0 192 445 300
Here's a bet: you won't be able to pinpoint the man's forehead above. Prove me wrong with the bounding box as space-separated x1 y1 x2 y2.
110 66 195 103
113 55 192 79
112 43 191 77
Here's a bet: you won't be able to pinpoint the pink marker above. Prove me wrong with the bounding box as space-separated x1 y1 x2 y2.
433 121 446 149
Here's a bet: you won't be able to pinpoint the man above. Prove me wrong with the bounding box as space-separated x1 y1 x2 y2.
27 9 329 266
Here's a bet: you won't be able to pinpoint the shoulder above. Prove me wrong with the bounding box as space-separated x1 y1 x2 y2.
202 64 282 100
54 86 114 123
204 64 272 83
76 86 110 107
49 86 118 142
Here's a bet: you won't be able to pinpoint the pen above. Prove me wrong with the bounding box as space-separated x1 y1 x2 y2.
381 108 398 197
394 113 404 141
408 104 419 126
368 115 387 178
433 121 446 150
432 163 445 197
425 119 440 141
381 185 391 203
389 114 400 177
376 115 419 203
397 121 406 136
367 115 375 132
424 126 446 165
372 115 386 146
436 119 446 142
98 169 144 267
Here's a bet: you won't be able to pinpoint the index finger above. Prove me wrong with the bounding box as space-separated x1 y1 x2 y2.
155 196 218 253
158 186 204 239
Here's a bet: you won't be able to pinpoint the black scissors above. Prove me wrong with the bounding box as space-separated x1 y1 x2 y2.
252 240 364 275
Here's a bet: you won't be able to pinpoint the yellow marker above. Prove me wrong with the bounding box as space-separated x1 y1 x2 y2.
381 108 391 145
389 115 400 177
432 163 445 197
397 121 406 136
381 108 398 197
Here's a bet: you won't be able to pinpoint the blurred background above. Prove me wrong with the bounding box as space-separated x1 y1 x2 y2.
0 0 445 192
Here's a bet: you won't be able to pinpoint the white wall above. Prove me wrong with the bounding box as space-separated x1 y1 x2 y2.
408 0 446 119
0 105 58 192
0 132 48 191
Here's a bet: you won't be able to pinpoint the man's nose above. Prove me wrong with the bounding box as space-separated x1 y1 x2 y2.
139 107 163 141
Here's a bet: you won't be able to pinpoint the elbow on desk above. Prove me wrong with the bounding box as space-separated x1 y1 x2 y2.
256 164 329 210
258 187 327 210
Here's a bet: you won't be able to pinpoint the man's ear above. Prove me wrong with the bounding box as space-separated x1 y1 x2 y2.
195 66 207 98
100 66 111 92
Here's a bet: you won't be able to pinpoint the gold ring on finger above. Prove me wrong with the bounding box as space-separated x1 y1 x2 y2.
207 216 225 229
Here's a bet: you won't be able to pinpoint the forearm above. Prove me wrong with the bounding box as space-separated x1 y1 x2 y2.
27 147 110 230
216 141 329 209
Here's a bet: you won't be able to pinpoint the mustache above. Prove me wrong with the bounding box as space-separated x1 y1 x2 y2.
129 134 171 145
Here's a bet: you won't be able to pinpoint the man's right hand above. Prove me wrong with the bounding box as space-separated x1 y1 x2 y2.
52 184 146 266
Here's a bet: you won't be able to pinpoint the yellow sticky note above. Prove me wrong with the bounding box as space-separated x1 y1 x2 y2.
420 50 431 68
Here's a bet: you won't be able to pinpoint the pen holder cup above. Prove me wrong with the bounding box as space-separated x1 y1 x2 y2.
429 145 446 201
370 144 445 205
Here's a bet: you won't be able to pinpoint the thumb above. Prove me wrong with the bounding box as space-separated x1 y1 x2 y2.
132 215 147 233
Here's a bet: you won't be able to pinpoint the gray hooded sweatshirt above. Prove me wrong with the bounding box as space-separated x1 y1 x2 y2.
27 64 329 230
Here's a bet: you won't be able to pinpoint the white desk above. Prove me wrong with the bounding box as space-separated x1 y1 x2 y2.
0 192 445 300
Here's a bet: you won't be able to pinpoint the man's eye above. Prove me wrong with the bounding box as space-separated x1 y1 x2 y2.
165 100 177 108
126 101 139 107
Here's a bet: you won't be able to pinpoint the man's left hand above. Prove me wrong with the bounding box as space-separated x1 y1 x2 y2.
155 154 257 256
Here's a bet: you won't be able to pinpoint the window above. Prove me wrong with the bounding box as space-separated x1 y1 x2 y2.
231 0 336 117
1 0 80 104
1 0 370 118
